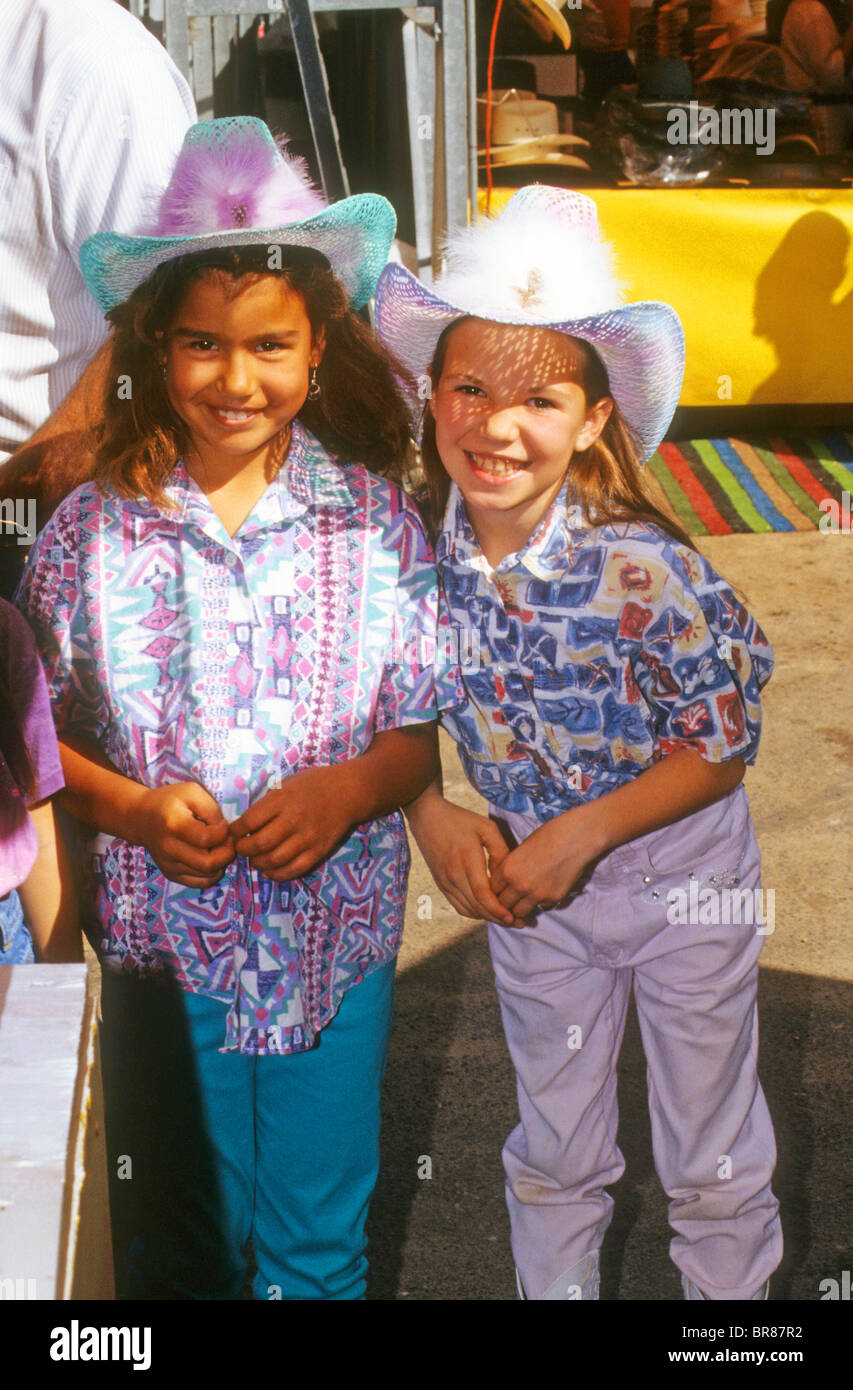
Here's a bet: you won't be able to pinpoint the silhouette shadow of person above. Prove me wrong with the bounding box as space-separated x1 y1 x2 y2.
752 209 853 404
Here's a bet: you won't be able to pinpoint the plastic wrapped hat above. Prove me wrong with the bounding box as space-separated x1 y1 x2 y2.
374 186 685 463
80 117 396 312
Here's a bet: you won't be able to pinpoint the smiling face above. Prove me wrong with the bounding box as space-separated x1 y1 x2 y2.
430 318 612 560
162 271 323 482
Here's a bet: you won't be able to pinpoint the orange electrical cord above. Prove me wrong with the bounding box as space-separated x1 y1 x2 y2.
485 0 505 214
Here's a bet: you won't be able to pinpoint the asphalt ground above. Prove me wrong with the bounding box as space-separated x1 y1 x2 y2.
366 532 853 1303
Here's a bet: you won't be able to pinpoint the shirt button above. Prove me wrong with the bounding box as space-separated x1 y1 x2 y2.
223 552 238 569
494 661 511 675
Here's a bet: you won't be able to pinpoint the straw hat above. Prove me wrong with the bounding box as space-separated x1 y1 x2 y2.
80 117 396 312
478 140 591 169
478 93 590 168
375 186 684 463
513 0 571 49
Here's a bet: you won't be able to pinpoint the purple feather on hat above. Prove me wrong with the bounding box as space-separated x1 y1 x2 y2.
153 125 327 237
80 117 396 313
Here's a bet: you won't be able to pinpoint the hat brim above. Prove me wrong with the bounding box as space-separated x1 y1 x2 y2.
478 154 592 169
478 139 592 168
478 134 591 156
80 194 396 312
375 262 685 464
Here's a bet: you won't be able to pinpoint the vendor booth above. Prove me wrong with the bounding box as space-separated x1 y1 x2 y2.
139 1 853 414
476 0 853 409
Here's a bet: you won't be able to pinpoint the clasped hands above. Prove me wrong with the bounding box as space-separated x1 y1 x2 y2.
408 792 604 929
133 767 357 890
136 774 603 919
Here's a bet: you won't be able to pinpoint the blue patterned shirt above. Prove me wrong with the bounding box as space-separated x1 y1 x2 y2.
437 482 774 822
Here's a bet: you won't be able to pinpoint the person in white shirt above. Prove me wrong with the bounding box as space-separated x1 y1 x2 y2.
0 0 196 464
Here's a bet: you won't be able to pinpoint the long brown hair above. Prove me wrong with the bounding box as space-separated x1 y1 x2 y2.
420 318 694 551
94 246 415 505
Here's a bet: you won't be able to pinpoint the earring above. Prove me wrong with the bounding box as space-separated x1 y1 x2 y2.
307 365 321 401
159 358 167 379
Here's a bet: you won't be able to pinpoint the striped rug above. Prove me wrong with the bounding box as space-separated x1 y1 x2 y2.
648 431 853 535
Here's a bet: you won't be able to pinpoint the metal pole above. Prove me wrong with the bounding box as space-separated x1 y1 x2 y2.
163 0 191 77
440 0 468 235
402 9 437 278
285 0 350 201
465 0 477 223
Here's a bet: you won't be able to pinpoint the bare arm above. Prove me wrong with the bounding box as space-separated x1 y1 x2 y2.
56 733 143 836
405 776 517 925
332 721 441 822
58 734 234 890
490 748 746 920
230 722 441 880
0 344 110 522
17 799 83 963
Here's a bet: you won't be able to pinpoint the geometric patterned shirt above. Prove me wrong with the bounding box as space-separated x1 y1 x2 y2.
18 422 460 1053
437 480 773 823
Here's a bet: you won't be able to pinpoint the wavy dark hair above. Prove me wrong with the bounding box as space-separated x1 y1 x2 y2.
94 245 415 504
419 317 695 550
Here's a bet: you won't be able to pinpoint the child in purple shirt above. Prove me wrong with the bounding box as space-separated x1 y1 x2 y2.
0 598 81 962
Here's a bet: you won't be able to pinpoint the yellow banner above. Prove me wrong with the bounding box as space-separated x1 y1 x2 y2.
478 186 853 406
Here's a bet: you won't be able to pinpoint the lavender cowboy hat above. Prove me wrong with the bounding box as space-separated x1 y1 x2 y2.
80 117 396 312
374 185 685 463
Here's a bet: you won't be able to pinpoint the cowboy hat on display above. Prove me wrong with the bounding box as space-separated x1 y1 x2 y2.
80 116 396 312
374 185 685 464
477 91 591 169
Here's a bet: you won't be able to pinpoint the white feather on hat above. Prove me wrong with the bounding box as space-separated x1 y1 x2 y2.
435 197 624 323
374 186 685 465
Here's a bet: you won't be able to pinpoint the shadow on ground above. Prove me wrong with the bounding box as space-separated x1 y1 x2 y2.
367 929 852 1301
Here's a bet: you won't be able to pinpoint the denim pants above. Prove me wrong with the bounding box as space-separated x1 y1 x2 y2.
0 890 35 964
488 786 783 1300
100 960 396 1300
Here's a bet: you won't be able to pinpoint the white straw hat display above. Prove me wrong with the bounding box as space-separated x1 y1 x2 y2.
477 91 591 169
375 186 685 463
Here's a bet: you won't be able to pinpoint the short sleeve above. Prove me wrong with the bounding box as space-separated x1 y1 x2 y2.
626 545 773 766
374 494 465 733
15 490 110 745
0 601 64 804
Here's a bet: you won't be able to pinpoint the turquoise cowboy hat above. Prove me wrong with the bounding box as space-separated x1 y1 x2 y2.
80 116 396 312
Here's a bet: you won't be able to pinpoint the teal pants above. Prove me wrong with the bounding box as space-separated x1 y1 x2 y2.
100 962 395 1300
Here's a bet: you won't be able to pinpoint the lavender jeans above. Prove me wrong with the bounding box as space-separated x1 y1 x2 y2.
488 785 783 1301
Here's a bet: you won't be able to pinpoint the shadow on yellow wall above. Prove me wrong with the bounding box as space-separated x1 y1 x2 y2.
752 211 853 404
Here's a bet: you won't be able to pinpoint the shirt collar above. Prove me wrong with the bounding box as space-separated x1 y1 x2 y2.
437 478 585 580
160 419 359 538
281 419 359 512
